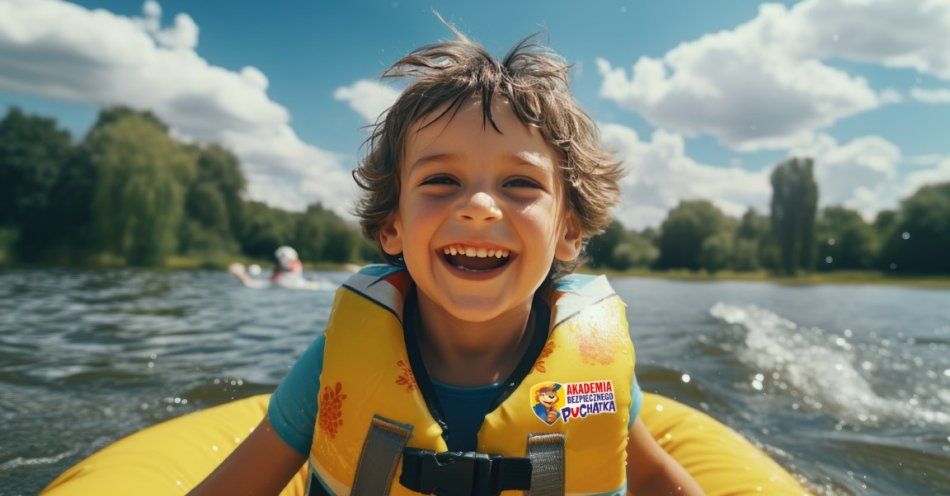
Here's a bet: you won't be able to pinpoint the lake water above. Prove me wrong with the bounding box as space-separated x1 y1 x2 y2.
1 269 948 495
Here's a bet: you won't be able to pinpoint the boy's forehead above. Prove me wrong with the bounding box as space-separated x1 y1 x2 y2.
402 97 555 167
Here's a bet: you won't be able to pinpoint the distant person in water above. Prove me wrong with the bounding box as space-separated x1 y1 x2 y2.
229 246 330 290
271 246 303 284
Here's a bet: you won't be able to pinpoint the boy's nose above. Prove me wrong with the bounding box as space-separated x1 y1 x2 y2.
457 191 501 223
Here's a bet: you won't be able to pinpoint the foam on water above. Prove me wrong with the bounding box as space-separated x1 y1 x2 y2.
710 302 949 426
0 450 76 471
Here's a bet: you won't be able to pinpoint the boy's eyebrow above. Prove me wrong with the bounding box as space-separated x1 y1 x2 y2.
511 151 554 170
408 151 553 172
408 153 459 172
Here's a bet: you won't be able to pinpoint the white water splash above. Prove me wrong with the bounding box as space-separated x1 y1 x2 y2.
710 302 949 426
0 450 75 471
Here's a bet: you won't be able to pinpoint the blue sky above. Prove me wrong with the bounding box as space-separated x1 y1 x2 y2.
2 0 949 228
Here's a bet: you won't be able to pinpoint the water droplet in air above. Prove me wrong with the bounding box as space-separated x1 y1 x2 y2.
681 374 691 383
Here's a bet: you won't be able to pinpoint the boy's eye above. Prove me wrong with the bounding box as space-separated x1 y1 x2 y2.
504 177 542 189
420 175 459 186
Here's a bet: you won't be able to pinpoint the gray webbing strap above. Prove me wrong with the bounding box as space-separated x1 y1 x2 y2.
526 432 565 495
351 415 413 496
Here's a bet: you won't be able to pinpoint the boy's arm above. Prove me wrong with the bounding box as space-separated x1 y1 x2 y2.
228 263 270 288
626 416 705 495
188 416 306 496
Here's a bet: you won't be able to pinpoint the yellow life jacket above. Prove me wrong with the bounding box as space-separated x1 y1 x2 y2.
308 265 635 495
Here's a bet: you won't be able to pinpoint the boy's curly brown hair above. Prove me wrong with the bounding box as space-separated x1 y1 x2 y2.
352 27 622 273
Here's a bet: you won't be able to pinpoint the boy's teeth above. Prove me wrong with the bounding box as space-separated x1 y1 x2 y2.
442 245 510 258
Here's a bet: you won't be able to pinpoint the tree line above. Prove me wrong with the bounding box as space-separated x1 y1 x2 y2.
2 107 947 275
586 157 950 275
0 106 370 267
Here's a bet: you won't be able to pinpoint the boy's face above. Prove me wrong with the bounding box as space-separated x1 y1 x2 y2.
380 97 582 325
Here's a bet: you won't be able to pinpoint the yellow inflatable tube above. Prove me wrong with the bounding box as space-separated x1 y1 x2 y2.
42 393 809 495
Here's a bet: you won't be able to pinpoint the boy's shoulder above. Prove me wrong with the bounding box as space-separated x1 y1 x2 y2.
348 263 405 280
549 273 619 327
551 273 617 301
339 264 410 318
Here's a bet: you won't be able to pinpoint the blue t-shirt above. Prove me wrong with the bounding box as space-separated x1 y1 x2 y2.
268 333 644 455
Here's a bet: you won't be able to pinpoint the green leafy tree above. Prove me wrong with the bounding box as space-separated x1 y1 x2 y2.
872 209 897 269
0 108 72 224
294 203 333 262
733 208 771 271
815 206 877 270
84 107 194 266
880 182 950 274
320 215 360 263
699 231 735 273
238 201 298 260
178 145 245 255
611 232 659 270
770 157 818 275
585 220 628 268
656 200 731 270
0 107 79 261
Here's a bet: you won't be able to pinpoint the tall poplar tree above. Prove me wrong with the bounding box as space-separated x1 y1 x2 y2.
769 157 818 275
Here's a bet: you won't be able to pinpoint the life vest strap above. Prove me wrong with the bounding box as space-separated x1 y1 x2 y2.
351 416 414 496
399 448 532 496
526 433 565 495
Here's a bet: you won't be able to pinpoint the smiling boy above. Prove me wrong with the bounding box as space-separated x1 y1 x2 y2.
192 28 703 496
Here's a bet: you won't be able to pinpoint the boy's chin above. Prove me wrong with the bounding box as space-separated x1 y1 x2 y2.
434 293 528 324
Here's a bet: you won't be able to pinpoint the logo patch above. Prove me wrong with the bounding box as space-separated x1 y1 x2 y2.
530 382 565 425
530 380 616 424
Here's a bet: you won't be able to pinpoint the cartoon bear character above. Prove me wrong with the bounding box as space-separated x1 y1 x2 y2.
533 383 562 425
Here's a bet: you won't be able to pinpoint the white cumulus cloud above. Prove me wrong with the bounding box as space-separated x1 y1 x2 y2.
602 125 950 228
597 0 950 151
334 79 401 124
600 123 771 229
0 0 355 215
901 158 950 198
910 87 950 104
790 134 901 219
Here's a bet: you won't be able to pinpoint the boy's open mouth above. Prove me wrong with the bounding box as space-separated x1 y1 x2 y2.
441 244 511 272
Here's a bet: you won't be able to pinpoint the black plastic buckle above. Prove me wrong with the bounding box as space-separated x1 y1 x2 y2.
399 448 531 496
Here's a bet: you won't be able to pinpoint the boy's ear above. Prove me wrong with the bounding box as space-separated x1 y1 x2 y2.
555 214 584 261
379 215 404 256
